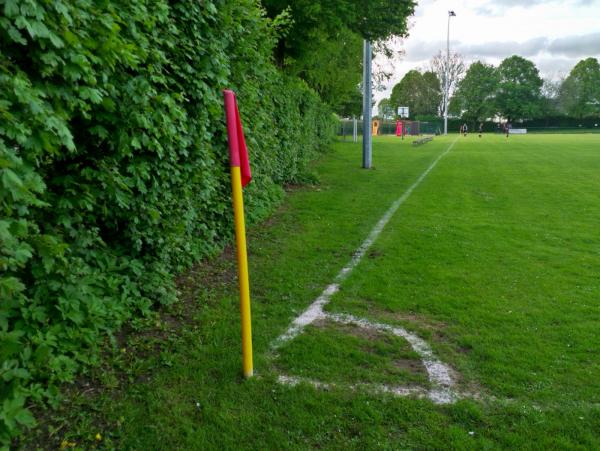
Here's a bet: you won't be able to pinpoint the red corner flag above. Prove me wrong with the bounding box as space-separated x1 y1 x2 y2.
223 90 251 187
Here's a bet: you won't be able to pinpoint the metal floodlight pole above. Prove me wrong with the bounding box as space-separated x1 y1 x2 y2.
362 40 372 169
444 11 455 135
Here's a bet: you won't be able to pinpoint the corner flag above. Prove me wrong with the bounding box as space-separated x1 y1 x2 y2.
223 90 252 187
223 89 253 378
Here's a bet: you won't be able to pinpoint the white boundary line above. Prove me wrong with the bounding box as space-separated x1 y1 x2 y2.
277 374 429 399
272 138 459 347
269 138 463 404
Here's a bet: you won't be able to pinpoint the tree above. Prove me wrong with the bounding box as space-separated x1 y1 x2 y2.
429 51 465 116
496 55 543 121
422 71 443 117
378 98 395 119
292 28 363 112
558 58 600 118
389 70 441 117
262 0 417 115
263 0 417 62
451 61 499 122
338 87 363 118
540 78 562 117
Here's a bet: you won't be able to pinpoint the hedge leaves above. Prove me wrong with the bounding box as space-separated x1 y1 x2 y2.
0 0 334 443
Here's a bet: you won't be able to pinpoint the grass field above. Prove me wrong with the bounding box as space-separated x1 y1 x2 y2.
27 134 600 449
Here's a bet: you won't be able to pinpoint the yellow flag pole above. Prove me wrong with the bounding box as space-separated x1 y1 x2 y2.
230 165 253 378
224 90 253 378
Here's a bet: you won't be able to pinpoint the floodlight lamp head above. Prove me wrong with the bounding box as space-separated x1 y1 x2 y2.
449 10 456 16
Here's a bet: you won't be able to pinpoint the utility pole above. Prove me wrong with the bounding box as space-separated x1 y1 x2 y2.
362 40 372 169
444 11 456 135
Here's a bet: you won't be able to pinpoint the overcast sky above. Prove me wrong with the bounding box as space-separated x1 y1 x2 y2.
373 0 600 107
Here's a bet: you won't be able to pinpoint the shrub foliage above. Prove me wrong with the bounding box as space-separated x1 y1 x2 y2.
0 0 334 442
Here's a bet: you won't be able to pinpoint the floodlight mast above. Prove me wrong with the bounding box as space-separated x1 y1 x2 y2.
444 10 456 135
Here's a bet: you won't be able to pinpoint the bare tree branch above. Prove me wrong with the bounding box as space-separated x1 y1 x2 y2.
429 51 466 115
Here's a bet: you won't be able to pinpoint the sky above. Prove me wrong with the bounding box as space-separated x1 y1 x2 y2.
373 0 600 108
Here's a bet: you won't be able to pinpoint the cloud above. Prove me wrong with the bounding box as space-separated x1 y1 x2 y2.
458 37 549 58
404 32 600 62
404 40 445 61
535 57 577 79
413 0 438 17
475 0 595 15
548 32 600 57
504 0 593 4
404 36 550 61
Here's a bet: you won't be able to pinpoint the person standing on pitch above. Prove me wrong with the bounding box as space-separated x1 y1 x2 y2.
462 123 468 137
478 123 483 138
504 122 509 138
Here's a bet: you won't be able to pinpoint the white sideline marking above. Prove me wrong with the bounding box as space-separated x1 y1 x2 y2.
271 138 462 404
277 374 463 405
278 375 428 398
273 138 458 347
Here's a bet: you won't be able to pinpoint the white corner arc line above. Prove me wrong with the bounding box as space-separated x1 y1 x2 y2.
272 138 459 347
327 313 453 388
325 312 457 404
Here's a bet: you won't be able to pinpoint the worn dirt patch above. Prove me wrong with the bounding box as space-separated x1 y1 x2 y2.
393 358 426 374
310 318 428 379
368 249 384 259
177 245 237 299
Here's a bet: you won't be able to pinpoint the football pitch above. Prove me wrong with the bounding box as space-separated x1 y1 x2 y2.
44 134 600 449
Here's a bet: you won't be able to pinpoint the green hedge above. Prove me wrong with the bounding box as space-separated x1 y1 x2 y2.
0 0 334 443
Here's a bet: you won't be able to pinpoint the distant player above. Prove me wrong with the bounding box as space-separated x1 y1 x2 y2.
478 123 483 138
462 123 468 137
504 122 509 138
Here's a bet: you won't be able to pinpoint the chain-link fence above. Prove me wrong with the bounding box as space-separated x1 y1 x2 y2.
338 117 600 137
337 119 442 138
337 119 363 140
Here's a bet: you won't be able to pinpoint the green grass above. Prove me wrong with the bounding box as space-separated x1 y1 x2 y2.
24 134 600 449
276 321 428 386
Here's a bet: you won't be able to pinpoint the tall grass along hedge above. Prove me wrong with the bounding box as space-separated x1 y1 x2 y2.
0 0 334 442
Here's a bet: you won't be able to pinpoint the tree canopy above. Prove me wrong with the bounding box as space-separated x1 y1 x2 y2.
390 55 600 124
290 27 363 112
388 70 441 117
451 61 499 122
262 0 417 115
558 57 600 118
378 98 395 119
495 55 543 121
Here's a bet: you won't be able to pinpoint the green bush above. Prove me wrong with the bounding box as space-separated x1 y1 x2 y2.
0 0 334 443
